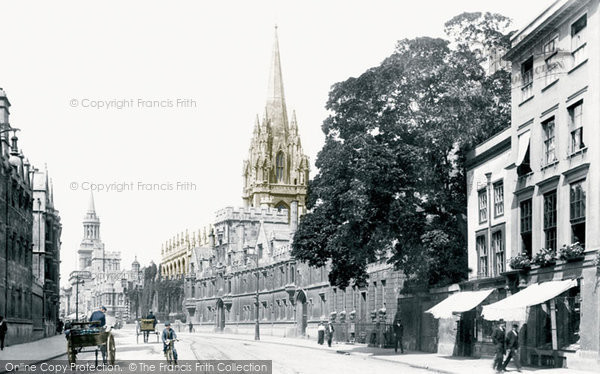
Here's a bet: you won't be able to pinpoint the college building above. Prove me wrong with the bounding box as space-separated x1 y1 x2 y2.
176 28 402 342
0 87 62 344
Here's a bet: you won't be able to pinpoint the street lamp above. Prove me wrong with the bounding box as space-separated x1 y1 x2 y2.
73 270 90 321
249 246 263 341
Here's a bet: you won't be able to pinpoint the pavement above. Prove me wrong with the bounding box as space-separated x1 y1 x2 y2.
188 331 595 374
0 333 66 361
0 328 596 374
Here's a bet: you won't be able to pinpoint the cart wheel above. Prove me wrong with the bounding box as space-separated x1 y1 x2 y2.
107 334 116 365
67 341 76 364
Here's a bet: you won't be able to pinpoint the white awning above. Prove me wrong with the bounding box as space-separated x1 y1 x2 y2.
425 289 494 319
482 279 577 321
516 130 531 166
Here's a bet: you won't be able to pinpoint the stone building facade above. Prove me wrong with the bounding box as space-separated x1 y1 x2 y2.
161 226 212 279
458 0 600 370
0 87 61 344
32 166 62 336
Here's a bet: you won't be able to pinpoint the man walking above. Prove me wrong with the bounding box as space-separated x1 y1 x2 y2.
503 324 522 372
393 314 404 354
491 320 506 372
0 316 7 350
326 321 335 347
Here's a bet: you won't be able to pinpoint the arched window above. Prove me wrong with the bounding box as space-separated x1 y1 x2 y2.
276 152 285 182
275 201 287 212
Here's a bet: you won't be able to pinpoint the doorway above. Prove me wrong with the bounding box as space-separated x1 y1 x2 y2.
296 290 307 336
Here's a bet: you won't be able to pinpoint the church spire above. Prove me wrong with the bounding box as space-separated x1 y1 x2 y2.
242 26 309 210
265 26 288 138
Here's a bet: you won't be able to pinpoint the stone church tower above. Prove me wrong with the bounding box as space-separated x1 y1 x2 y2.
242 27 309 214
78 191 103 270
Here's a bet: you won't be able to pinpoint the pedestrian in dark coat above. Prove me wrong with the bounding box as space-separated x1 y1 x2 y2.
393 315 404 353
491 321 506 372
502 324 521 372
326 321 335 347
0 316 7 350
89 306 107 364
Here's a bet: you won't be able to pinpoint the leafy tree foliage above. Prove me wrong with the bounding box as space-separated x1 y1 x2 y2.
293 14 514 290
444 12 514 61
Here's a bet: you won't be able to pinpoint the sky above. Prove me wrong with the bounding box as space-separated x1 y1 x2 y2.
0 0 555 287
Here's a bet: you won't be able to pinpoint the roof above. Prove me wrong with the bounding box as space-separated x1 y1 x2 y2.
465 127 511 170
504 0 587 61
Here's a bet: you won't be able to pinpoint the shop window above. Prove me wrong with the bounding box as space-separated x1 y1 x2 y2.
556 286 581 349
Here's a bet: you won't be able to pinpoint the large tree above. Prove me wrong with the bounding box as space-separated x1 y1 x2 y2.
292 14 514 290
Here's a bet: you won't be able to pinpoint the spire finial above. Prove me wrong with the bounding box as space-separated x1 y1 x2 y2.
265 25 288 134
88 190 96 213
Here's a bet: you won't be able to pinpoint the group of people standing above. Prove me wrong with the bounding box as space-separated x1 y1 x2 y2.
316 315 404 354
491 320 521 372
317 321 335 347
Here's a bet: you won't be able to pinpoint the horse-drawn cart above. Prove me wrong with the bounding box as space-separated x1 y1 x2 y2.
66 321 115 365
137 318 159 343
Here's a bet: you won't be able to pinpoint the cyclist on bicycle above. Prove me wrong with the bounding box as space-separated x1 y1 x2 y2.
162 321 178 364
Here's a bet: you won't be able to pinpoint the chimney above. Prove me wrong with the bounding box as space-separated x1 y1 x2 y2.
290 200 298 233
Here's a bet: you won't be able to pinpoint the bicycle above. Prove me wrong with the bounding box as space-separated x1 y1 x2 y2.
164 338 179 365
